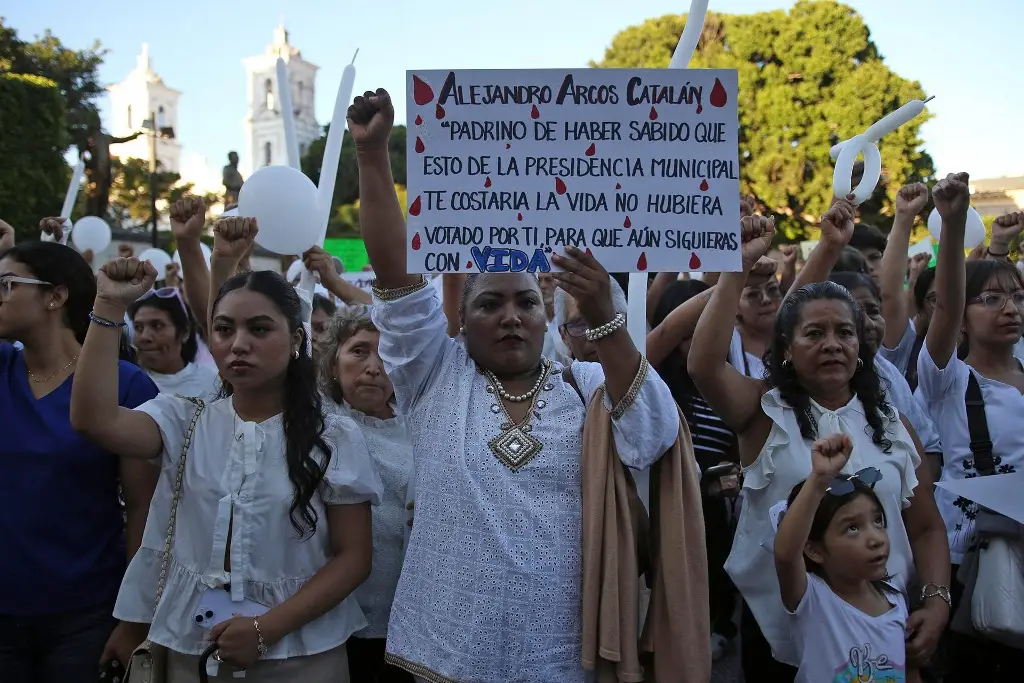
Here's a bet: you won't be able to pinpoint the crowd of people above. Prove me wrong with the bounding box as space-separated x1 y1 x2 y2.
1 86 1023 683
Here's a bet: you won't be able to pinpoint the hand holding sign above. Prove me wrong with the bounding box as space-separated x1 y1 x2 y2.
551 246 615 328
348 89 394 152
97 257 158 309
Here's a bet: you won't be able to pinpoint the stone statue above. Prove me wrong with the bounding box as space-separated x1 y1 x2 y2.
223 151 244 209
84 128 143 219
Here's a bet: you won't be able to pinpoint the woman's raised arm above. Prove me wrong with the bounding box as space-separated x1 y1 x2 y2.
349 89 420 290
925 173 971 369
70 258 164 459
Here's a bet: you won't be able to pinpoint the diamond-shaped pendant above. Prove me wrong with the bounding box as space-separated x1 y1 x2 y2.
489 425 543 471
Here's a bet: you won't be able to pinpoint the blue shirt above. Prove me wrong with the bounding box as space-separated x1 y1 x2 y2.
0 342 158 615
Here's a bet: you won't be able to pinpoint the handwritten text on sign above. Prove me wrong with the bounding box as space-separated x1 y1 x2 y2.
405 69 741 274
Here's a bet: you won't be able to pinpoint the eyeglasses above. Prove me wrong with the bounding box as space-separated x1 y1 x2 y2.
562 319 589 339
826 467 882 496
968 291 1024 311
0 275 52 302
742 285 783 303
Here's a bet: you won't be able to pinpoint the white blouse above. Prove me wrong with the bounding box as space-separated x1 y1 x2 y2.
371 282 678 683
917 345 1024 563
115 395 383 658
330 400 414 639
726 389 920 667
147 361 219 399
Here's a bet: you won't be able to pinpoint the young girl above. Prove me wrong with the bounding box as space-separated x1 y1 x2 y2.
775 433 919 683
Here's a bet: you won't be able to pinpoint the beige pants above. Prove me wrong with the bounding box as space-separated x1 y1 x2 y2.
167 644 349 683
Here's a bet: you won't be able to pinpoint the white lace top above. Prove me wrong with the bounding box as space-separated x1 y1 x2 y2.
115 395 383 657
725 389 920 666
371 282 678 683
329 399 414 639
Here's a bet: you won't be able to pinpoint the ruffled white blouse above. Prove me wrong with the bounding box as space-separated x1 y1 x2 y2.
115 395 383 657
725 389 920 666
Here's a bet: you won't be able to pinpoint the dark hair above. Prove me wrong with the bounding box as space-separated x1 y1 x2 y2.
828 271 881 304
850 223 887 254
127 292 199 364
0 242 96 343
833 247 869 275
913 266 936 311
312 294 336 317
959 259 1024 359
459 272 542 322
765 282 894 451
317 307 380 404
213 270 330 538
785 478 889 579
651 279 711 400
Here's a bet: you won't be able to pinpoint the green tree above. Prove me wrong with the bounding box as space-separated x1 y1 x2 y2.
0 18 106 148
0 73 69 241
108 157 193 227
301 125 407 232
327 184 408 237
592 1 935 240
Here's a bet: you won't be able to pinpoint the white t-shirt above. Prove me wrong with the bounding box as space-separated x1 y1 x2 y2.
790 574 909 683
916 345 1024 563
875 355 941 454
146 361 219 399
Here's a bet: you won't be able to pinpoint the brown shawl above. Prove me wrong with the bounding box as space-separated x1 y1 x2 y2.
579 385 710 683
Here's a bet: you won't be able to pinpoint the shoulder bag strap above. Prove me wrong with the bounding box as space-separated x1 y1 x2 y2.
562 365 586 404
906 333 926 392
964 373 995 476
153 396 205 610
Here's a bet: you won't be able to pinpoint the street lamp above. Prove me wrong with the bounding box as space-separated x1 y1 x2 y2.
141 114 175 247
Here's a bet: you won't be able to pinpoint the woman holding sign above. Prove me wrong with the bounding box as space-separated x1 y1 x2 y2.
349 89 680 683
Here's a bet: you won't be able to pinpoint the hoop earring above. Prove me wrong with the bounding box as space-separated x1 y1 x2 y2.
856 358 864 370
292 349 300 360
781 359 792 369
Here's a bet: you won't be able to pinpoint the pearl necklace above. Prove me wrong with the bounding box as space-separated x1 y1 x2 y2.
483 359 552 402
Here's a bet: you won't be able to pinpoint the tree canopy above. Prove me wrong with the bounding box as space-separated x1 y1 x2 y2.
301 125 407 235
592 0 935 240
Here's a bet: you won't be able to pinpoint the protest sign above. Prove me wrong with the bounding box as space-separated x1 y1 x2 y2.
405 68 741 274
340 271 376 293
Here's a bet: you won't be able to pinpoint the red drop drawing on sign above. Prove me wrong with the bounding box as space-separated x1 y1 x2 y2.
689 252 702 270
649 107 658 121
615 183 622 190
710 78 728 108
585 143 596 156
415 137 425 154
435 103 446 119
411 233 422 250
484 176 492 188
409 196 422 216
555 178 567 195
700 179 709 191
531 104 540 119
414 114 423 125
506 143 511 149
696 103 703 114
517 213 523 221
623 216 631 228
636 252 648 271
586 248 593 257
412 75 434 106
466 261 473 269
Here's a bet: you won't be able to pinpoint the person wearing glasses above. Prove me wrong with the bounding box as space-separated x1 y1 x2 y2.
554 275 627 363
688 205 949 683
917 183 1024 681
127 286 219 398
0 227 160 681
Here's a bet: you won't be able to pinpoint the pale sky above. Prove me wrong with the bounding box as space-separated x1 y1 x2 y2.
8 0 1022 182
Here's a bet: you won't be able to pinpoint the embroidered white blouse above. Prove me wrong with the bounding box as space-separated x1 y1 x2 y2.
725 389 920 667
371 283 678 683
329 399 414 639
114 395 383 657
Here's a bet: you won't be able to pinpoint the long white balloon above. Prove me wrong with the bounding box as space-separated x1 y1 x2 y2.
668 0 710 69
44 157 85 244
316 50 359 242
275 58 300 170
830 97 935 160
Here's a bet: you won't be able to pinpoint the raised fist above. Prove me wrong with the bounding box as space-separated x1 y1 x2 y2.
38 217 66 243
212 216 258 264
170 197 207 241
97 257 158 309
820 198 855 249
991 211 1024 246
810 433 853 479
347 89 394 150
740 215 776 271
895 183 929 216
747 255 779 287
931 172 971 224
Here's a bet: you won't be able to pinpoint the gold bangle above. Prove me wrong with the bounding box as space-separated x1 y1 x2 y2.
610 356 649 420
371 276 428 301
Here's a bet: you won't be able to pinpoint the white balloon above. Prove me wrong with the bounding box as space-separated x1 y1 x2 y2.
927 207 986 250
238 165 321 256
286 259 304 283
832 134 882 204
172 242 213 277
71 216 112 253
138 248 173 274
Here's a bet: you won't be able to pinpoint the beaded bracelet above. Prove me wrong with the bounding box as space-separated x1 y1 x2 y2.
584 313 626 342
89 311 127 328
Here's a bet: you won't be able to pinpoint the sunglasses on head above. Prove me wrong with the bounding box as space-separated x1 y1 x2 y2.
137 286 187 315
826 467 882 496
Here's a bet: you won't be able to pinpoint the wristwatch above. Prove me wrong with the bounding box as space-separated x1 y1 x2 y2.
919 582 952 608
